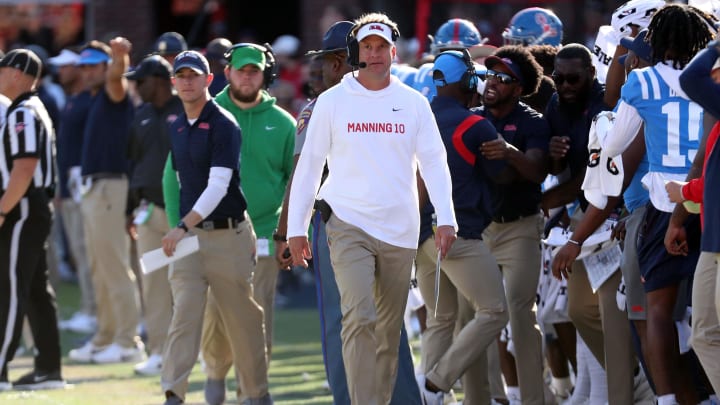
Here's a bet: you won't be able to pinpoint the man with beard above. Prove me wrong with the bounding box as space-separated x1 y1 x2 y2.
201 43 295 405
472 45 549 405
541 43 637 404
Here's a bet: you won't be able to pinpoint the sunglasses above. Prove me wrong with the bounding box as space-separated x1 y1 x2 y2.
485 69 518 84
552 72 583 86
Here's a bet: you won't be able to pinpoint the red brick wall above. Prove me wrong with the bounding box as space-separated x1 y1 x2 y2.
89 0 155 63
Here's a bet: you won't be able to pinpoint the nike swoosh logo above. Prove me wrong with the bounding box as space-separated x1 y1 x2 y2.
392 108 402 112
140 119 151 126
34 374 48 382
265 125 276 130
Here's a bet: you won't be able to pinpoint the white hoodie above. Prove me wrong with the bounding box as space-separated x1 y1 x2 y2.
288 73 457 248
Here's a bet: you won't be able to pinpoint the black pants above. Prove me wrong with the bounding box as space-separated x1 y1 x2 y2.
0 190 60 380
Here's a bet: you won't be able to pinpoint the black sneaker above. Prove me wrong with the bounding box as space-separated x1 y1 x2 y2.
12 370 66 390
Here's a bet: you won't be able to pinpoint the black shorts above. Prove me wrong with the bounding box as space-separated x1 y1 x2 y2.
636 203 701 292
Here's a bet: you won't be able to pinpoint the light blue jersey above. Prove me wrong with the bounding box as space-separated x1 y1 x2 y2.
412 62 436 101
391 64 419 88
621 65 702 175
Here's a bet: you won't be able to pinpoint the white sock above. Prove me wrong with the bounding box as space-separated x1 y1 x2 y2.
657 394 678 405
551 376 573 396
506 386 521 401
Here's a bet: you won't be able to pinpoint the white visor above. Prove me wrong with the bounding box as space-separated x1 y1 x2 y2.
356 23 394 44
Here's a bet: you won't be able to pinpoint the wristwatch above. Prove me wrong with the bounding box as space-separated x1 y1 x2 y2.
272 228 287 242
176 220 189 232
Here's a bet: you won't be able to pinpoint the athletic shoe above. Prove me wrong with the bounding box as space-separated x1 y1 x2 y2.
91 341 146 364
12 370 66 390
0 381 11 391
59 312 97 334
134 353 162 375
633 368 655 404
164 392 184 405
416 374 444 405
68 341 107 363
204 378 226 405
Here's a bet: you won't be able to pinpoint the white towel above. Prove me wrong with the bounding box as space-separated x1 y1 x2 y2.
582 111 624 209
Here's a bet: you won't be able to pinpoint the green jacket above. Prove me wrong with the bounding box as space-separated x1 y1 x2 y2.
215 88 296 254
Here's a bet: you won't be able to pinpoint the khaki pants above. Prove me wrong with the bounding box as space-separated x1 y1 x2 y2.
136 205 172 355
325 215 416 405
483 215 545 404
416 237 508 393
161 220 269 402
690 252 720 393
81 178 139 347
568 263 635 405
60 198 95 316
202 256 278 379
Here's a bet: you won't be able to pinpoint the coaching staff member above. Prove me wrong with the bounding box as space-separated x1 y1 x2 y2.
0 49 63 390
160 50 271 405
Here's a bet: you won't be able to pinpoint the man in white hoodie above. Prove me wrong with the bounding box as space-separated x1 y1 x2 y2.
287 12 457 405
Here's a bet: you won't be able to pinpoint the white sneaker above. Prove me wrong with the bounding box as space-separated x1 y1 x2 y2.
92 341 146 364
134 353 162 375
59 312 97 334
416 374 444 405
68 341 106 363
633 368 655 405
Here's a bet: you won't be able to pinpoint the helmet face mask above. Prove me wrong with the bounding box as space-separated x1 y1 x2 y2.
502 7 563 47
611 0 665 34
432 18 486 54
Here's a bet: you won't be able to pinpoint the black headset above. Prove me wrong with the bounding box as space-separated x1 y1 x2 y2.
457 48 478 92
224 42 279 88
434 48 478 93
346 22 400 69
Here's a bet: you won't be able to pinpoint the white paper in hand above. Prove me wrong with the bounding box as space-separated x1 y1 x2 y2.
140 235 199 274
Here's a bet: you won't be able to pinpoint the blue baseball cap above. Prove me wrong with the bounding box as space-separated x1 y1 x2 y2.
484 54 524 85
306 21 354 56
618 29 651 65
433 51 468 85
173 50 210 75
77 47 110 65
154 32 187 56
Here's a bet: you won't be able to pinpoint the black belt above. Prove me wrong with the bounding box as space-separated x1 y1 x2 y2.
196 217 244 231
492 210 538 224
314 199 333 223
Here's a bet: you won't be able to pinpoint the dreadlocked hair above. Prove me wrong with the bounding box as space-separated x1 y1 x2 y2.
647 4 713 70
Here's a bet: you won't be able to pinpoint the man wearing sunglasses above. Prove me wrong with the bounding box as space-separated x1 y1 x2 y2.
542 43 637 405
472 45 549 405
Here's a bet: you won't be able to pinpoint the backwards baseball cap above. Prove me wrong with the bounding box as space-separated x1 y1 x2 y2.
433 51 468 85
306 21 354 56
227 45 266 70
49 49 80 67
154 31 188 56
0 49 42 80
173 50 210 75
618 29 651 65
126 55 173 80
484 55 524 85
77 47 110 65
356 22 395 45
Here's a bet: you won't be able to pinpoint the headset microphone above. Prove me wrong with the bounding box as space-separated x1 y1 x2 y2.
358 62 367 68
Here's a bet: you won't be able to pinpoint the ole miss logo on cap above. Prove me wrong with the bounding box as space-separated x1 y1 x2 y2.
369 24 385 32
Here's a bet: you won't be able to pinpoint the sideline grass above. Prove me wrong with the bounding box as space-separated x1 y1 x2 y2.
1 281 332 404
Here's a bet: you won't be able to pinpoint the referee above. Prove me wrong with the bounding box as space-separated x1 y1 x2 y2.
0 49 63 390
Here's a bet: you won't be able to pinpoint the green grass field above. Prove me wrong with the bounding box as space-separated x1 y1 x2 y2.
0 280 334 405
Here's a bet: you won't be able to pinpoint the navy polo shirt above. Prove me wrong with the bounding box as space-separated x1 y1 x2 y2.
473 102 550 219
56 91 92 198
81 88 133 176
170 99 247 221
545 80 608 176
545 80 608 205
431 95 506 239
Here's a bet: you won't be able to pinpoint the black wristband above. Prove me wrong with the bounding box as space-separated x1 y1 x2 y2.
272 229 287 242
176 221 189 232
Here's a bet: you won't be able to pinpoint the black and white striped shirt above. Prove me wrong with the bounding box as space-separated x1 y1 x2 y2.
0 92 55 193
